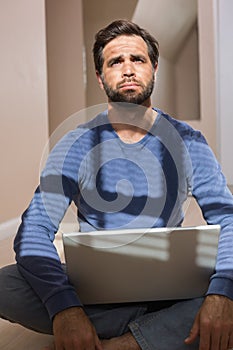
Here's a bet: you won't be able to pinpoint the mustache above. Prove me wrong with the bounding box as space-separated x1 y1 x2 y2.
117 78 143 89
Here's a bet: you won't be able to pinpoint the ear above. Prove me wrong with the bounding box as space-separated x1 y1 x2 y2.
153 63 158 81
96 71 104 90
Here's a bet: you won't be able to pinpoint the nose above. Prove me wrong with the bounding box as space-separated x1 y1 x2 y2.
122 61 135 78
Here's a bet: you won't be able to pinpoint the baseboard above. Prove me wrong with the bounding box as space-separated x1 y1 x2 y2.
0 217 21 241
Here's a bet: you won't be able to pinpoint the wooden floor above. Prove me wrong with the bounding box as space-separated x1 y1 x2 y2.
0 320 53 350
0 198 205 349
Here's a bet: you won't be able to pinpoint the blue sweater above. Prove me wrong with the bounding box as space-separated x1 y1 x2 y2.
14 109 233 319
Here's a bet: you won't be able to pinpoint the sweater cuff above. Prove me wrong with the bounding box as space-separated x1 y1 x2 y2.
207 277 233 300
45 288 83 320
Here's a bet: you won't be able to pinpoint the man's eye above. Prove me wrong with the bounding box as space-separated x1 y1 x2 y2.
111 60 121 66
134 57 144 63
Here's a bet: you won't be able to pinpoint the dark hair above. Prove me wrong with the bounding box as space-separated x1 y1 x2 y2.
93 19 159 75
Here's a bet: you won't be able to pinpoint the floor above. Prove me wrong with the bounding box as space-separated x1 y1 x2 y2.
0 198 205 349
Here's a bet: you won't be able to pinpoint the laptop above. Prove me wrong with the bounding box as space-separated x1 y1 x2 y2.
62 225 220 304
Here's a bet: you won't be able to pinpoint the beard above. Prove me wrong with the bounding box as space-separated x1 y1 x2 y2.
101 75 155 105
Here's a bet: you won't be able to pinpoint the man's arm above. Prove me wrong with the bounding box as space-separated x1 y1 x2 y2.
188 131 233 298
52 307 103 350
14 129 103 348
14 125 94 314
187 131 233 349
185 295 233 350
14 172 81 317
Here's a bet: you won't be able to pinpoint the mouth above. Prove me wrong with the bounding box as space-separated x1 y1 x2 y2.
118 81 141 90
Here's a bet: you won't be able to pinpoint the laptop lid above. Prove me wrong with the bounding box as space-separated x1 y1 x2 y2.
62 225 220 305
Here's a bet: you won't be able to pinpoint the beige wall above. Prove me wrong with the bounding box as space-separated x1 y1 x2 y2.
152 23 199 121
0 0 49 222
187 0 217 154
153 56 175 116
174 23 200 120
46 0 86 134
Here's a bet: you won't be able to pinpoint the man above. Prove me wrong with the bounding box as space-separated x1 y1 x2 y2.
1 19 233 350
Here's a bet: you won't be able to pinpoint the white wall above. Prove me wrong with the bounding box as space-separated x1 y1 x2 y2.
187 0 233 187
215 0 233 185
0 0 49 222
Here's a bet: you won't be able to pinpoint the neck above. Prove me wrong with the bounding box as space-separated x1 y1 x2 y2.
107 101 157 143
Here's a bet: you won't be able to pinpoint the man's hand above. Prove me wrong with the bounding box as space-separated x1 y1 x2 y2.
52 306 103 350
185 295 233 350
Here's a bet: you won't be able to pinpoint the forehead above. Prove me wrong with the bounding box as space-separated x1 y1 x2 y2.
102 35 149 60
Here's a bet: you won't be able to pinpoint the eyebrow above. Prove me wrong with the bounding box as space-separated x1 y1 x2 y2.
107 54 147 67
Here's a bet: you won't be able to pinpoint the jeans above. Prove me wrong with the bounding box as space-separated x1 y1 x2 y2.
0 264 202 349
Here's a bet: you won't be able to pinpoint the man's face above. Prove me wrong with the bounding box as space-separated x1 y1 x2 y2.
97 35 157 106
